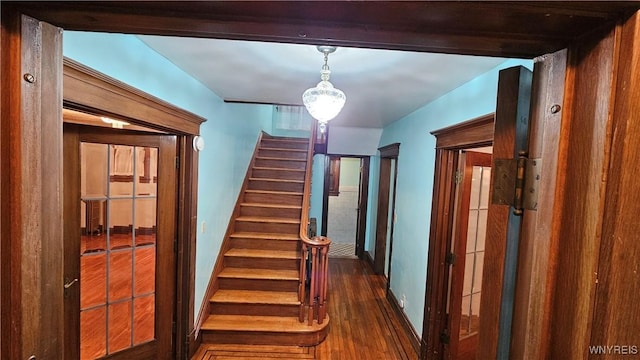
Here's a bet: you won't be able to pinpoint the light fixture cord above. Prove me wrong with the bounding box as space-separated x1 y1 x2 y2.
321 50 331 81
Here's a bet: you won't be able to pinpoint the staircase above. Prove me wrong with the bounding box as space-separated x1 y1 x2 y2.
200 134 329 346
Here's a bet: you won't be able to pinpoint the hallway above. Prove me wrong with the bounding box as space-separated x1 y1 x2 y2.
193 258 418 359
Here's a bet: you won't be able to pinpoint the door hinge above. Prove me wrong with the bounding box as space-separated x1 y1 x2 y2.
175 156 180 169
445 252 456 266
454 170 463 185
492 151 541 216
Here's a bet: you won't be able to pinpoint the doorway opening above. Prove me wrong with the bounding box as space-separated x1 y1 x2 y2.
63 118 177 359
421 114 494 359
374 143 400 281
62 58 205 360
324 155 370 260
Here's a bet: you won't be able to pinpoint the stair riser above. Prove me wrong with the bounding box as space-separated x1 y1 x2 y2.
244 192 302 205
248 180 304 193
225 256 299 270
210 303 299 317
251 168 305 181
218 278 299 292
230 238 299 251
239 206 301 219
260 140 308 150
255 158 306 170
259 149 307 160
235 221 299 234
201 329 327 346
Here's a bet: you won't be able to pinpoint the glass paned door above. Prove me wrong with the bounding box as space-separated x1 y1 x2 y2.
64 124 176 360
447 151 492 360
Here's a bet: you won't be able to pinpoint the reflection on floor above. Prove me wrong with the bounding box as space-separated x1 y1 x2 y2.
80 233 156 359
459 315 480 338
192 259 418 360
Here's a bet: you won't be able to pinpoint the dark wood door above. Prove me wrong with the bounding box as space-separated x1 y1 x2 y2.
63 124 177 359
446 151 492 360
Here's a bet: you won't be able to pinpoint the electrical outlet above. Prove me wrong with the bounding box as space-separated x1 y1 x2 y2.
400 294 406 309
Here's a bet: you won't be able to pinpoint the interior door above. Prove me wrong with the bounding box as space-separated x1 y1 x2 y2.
63 123 177 360
446 151 492 360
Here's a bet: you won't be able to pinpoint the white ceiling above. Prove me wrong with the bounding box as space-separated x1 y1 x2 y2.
138 36 506 128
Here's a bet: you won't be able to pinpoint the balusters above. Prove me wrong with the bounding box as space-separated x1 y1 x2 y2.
298 236 331 325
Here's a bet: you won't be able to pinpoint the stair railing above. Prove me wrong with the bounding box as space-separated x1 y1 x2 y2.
298 121 331 325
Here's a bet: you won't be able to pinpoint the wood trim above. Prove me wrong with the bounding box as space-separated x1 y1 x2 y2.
591 11 640 351
11 2 640 58
356 157 370 259
378 142 400 158
1 9 23 358
63 58 205 135
364 251 375 271
321 155 330 236
431 114 495 149
387 290 421 355
422 115 496 359
194 131 265 339
374 157 392 275
509 49 567 359
176 135 199 360
0 13 64 359
422 149 459 359
477 66 532 359
548 24 619 359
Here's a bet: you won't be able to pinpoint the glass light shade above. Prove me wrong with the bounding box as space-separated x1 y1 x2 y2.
302 79 346 123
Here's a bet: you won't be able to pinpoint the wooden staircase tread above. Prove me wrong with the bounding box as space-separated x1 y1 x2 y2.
240 203 302 209
256 156 307 162
262 138 309 143
211 290 300 304
225 248 299 259
219 267 299 280
259 147 307 152
229 232 299 240
245 189 303 196
249 177 304 183
202 315 327 333
253 167 305 172
236 216 301 224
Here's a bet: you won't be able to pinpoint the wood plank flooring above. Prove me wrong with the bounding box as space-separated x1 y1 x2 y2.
193 258 419 360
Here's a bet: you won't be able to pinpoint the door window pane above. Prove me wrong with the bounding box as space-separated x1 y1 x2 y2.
459 164 491 339
80 142 158 357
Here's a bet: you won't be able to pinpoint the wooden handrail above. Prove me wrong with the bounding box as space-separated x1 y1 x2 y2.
298 121 331 325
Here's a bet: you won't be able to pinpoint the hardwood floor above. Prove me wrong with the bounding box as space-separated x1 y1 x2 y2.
193 258 419 360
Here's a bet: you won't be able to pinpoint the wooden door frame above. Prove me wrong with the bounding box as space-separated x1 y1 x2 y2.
373 143 400 276
63 124 179 359
61 58 205 359
421 114 494 359
321 154 370 260
3 3 640 360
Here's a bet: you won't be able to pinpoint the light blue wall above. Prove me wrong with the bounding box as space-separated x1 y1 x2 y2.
63 31 273 323
309 154 326 234
364 155 380 256
375 59 533 335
